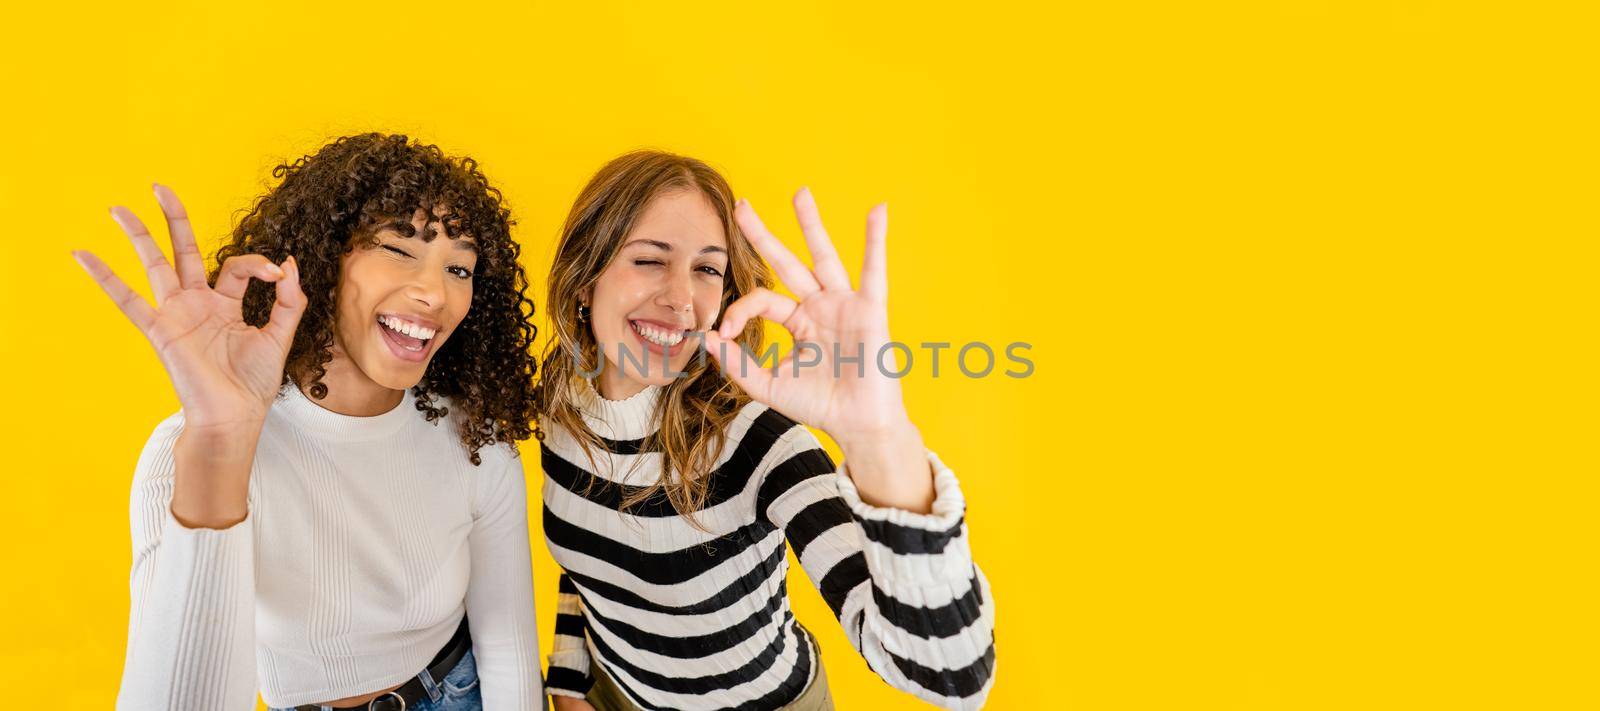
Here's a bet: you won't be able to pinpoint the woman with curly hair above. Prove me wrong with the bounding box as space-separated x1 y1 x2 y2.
73 133 543 711
537 152 995 711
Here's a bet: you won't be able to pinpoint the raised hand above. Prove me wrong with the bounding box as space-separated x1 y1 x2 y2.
73 185 305 527
703 188 935 511
73 185 305 434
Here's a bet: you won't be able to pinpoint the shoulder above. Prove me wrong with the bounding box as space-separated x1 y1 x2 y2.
462 438 527 518
471 438 523 472
422 405 528 515
412 393 522 466
534 412 571 446
133 411 187 482
438 403 524 474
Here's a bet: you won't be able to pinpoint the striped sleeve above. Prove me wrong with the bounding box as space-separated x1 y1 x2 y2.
116 414 259 711
758 430 997 711
545 573 594 698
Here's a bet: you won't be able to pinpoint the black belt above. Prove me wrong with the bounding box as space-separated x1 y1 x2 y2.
297 616 472 711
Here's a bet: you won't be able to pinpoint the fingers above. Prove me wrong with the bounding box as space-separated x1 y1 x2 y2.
110 206 180 306
735 199 821 299
152 184 209 289
215 253 303 347
716 287 799 339
703 329 776 404
262 256 306 348
861 202 888 301
707 285 807 404
72 249 157 333
214 254 285 300
791 187 853 291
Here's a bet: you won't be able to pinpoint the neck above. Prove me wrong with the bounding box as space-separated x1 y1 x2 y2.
576 372 661 441
596 364 650 402
300 349 406 416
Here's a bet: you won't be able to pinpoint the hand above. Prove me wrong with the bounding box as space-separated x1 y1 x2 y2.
552 696 597 711
73 185 306 435
74 185 306 528
704 188 935 511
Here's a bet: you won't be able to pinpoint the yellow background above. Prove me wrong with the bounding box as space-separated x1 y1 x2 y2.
2 1 1594 709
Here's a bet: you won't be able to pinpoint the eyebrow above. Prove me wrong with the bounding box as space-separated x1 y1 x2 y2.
383 227 478 254
627 239 726 256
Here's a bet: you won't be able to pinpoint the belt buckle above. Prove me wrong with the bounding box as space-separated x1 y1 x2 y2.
368 691 406 711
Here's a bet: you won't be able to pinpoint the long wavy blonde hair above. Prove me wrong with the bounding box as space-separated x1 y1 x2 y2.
536 151 772 525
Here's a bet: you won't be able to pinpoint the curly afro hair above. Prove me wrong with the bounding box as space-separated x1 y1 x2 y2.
212 132 537 465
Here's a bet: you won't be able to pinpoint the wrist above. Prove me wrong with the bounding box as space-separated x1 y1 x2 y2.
170 427 260 529
180 419 266 454
831 416 918 455
837 422 935 513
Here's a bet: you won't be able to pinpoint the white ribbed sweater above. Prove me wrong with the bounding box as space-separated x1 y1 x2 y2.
115 386 543 710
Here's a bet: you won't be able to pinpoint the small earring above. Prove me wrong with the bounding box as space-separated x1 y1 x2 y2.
577 304 591 323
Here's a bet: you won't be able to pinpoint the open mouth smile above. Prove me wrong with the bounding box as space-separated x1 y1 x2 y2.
629 319 691 358
377 313 439 363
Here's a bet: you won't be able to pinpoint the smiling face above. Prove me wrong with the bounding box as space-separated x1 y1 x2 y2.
329 208 479 394
588 188 729 396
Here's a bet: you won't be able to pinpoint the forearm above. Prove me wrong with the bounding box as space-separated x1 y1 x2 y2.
833 455 997 710
466 552 542 708
764 432 993 709
170 425 259 529
120 477 258 711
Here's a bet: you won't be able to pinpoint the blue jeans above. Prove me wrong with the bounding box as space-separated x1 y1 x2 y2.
270 648 482 711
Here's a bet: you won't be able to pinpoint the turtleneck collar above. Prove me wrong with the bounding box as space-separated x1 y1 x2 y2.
274 383 418 441
576 377 662 441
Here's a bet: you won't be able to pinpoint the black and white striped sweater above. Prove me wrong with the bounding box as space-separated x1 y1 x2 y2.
540 382 996 710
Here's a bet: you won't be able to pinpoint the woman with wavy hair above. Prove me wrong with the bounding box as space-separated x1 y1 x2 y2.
74 134 542 711
537 151 996 711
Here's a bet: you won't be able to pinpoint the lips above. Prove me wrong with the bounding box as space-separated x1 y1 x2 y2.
377 316 434 363
628 319 691 358
379 313 438 340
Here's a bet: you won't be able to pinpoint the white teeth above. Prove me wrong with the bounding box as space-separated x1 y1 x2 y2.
631 321 683 347
380 315 436 341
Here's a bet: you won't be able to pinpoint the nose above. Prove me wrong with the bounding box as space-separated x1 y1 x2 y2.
654 268 694 319
405 266 448 311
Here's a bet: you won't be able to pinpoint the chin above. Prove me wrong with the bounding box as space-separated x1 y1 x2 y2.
603 350 697 388
376 369 429 391
358 346 438 391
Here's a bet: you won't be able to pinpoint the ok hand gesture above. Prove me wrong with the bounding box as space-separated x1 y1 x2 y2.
73 185 305 437
703 189 935 512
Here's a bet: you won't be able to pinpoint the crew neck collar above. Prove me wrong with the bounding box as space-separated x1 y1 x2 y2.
575 378 661 441
275 384 417 441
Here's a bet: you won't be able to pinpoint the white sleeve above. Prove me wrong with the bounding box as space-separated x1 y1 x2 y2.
465 445 544 709
116 414 259 711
